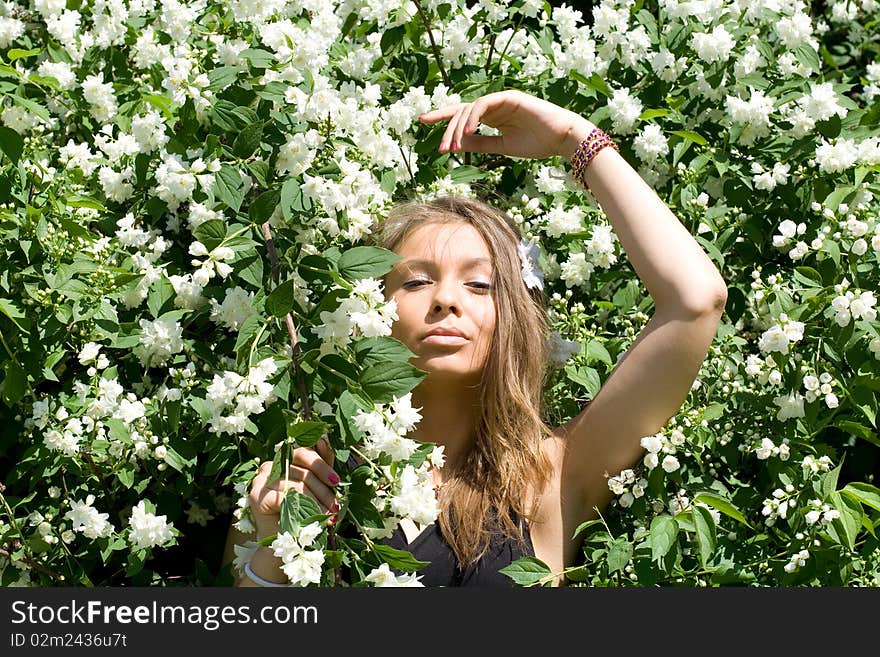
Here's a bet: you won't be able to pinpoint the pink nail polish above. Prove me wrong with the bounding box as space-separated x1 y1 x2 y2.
328 472 340 485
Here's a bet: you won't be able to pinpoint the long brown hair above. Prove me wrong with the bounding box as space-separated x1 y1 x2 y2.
368 195 556 567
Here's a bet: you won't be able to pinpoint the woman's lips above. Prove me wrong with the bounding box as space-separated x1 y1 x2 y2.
422 334 468 346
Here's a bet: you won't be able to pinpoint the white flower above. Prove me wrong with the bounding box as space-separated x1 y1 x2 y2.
641 434 664 453
78 342 102 365
133 317 185 367
661 455 680 473
210 286 257 331
365 563 425 587
518 237 544 290
65 495 114 539
773 392 806 422
128 500 174 549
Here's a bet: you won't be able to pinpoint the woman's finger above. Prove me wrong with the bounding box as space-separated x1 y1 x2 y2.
293 446 340 489
300 470 338 513
442 106 467 152
453 104 477 152
419 103 466 125
314 436 335 470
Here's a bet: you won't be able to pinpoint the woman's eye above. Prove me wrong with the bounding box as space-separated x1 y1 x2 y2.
403 280 429 288
470 282 492 290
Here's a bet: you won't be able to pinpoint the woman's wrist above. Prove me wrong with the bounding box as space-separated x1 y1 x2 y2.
561 117 598 161
246 546 287 585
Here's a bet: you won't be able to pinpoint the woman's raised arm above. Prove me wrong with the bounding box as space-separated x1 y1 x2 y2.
420 90 728 520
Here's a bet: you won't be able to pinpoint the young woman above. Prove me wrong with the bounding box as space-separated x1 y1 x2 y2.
229 89 728 587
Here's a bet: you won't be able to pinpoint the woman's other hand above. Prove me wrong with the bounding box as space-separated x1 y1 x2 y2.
248 436 340 541
418 89 595 160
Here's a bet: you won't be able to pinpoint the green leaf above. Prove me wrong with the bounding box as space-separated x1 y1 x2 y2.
214 165 245 213
582 339 612 368
373 544 431 573
648 515 678 562
694 492 751 528
279 488 324 535
837 420 880 447
337 246 401 282
8 48 41 61
794 43 821 73
286 420 328 448
827 491 863 551
117 467 135 489
11 96 51 123
499 556 551 586
354 336 417 368
822 459 844 498
162 446 191 473
281 177 313 220
360 361 428 403
671 130 708 146
234 249 264 289
571 518 604 540
564 364 601 397
606 537 633 574
248 189 279 223
233 121 264 159
842 483 880 513
241 48 275 69
693 505 717 568
193 219 228 250
207 66 240 93
266 280 295 318
147 276 175 319
0 298 30 332
1 360 27 406
0 126 23 164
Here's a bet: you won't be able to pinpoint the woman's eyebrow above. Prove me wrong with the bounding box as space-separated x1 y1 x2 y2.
399 257 492 269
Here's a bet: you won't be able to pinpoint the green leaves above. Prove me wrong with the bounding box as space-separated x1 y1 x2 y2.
694 492 751 528
360 361 427 404
265 280 296 317
648 515 679 563
373 544 430 573
279 488 324 535
606 537 634 574
692 505 717 568
499 557 552 586
337 246 401 282
0 126 23 164
213 165 245 212
232 121 264 159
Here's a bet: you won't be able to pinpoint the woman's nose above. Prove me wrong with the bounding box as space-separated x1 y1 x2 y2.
430 280 461 315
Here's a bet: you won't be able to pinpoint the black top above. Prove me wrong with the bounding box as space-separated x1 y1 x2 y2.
380 510 535 587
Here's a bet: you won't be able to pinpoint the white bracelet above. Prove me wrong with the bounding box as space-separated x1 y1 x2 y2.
244 560 291 587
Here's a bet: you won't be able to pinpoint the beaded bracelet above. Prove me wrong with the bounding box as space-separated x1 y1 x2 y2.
570 127 619 190
244 560 292 587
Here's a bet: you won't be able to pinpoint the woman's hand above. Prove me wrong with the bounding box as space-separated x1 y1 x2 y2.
418 89 595 160
248 437 340 541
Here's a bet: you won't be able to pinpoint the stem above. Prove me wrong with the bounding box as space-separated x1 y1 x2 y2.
484 32 496 75
260 222 339 582
411 0 452 88
0 546 66 584
260 222 313 422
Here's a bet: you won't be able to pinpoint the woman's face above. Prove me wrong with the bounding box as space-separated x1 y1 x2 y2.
384 221 496 385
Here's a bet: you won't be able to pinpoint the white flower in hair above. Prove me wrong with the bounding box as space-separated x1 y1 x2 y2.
518 236 544 291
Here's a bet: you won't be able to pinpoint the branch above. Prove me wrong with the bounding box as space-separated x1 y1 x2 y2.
412 0 452 88
260 222 312 422
0 545 67 584
260 222 340 586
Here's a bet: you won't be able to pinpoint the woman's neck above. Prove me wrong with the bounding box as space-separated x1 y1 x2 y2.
408 379 482 476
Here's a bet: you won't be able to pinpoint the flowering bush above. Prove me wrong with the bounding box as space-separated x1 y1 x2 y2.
0 0 879 587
